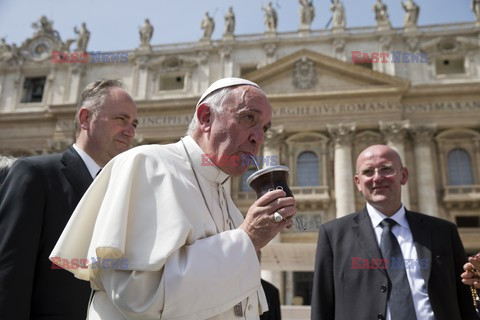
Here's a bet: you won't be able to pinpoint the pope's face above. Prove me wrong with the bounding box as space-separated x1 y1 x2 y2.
354 145 408 216
206 86 272 177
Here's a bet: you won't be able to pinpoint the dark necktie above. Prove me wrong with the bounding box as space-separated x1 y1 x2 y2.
379 218 416 320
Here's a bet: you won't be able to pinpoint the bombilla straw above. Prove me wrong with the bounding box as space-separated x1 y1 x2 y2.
248 154 306 231
248 154 260 170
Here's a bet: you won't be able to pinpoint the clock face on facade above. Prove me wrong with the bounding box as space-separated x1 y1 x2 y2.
27 37 53 61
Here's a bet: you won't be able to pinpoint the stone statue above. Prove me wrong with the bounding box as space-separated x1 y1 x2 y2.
299 0 315 30
32 15 59 38
0 39 21 65
402 0 420 29
201 12 215 40
74 22 90 52
263 2 278 33
330 0 346 30
373 0 391 29
0 38 9 54
472 0 480 22
139 18 154 47
224 7 235 37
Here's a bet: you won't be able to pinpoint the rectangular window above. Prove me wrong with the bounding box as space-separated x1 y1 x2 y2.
456 216 480 228
21 76 46 103
436 57 465 75
293 272 313 306
159 75 184 91
240 65 257 77
357 61 373 70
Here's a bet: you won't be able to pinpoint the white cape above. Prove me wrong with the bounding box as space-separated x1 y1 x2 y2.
50 136 267 319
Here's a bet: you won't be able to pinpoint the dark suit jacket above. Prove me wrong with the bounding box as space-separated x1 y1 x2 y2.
0 146 93 320
261 279 282 320
311 208 478 320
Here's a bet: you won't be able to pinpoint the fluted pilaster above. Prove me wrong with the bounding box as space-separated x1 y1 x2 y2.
328 122 356 217
411 125 438 215
380 120 411 209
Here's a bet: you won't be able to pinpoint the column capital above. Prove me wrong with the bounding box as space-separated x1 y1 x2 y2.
410 124 437 146
379 120 410 144
264 125 285 151
327 122 356 146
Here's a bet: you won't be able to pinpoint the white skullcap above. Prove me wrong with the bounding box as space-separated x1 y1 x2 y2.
195 77 260 109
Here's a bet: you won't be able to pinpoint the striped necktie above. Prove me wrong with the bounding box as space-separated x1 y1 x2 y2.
379 218 416 320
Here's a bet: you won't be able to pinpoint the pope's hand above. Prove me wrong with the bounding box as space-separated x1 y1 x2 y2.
239 189 297 252
461 252 480 289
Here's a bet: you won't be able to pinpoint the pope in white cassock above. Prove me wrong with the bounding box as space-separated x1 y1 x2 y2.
50 78 297 319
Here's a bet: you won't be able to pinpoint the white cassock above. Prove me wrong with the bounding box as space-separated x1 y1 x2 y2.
50 135 268 319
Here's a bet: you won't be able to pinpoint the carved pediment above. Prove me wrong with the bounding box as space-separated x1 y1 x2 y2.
147 55 198 71
243 49 409 96
420 36 479 56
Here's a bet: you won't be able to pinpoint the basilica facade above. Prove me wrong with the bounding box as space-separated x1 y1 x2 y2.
1 4 480 318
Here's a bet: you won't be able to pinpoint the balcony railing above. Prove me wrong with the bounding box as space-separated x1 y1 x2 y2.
290 186 330 201
443 184 480 202
235 186 330 202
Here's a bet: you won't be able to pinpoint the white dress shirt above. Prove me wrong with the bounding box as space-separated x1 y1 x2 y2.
72 144 101 179
367 202 435 320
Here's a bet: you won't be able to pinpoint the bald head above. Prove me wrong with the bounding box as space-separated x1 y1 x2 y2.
356 145 403 174
354 144 408 216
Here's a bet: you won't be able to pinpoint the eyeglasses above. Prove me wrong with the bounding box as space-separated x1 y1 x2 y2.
358 166 400 178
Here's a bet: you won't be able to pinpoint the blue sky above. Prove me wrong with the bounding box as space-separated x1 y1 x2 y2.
0 0 475 51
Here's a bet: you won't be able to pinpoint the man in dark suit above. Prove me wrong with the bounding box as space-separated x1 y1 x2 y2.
311 144 478 320
0 80 138 320
260 279 282 320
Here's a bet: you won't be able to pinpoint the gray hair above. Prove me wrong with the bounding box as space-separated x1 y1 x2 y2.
74 80 124 134
186 86 238 135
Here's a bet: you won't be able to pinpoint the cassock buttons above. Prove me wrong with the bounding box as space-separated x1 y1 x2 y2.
380 284 387 292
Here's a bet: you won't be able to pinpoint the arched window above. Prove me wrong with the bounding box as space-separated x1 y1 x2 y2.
241 168 257 192
296 151 319 186
447 148 474 185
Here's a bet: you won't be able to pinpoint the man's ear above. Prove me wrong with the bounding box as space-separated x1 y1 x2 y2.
78 108 91 130
354 175 362 192
400 167 409 185
197 103 213 132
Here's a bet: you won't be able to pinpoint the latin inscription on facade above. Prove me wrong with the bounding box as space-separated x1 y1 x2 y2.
271 100 480 117
405 100 480 113
273 101 401 117
138 115 192 127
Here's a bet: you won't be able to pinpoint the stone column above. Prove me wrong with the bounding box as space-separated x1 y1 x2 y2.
378 36 395 76
327 122 356 218
261 126 285 299
284 271 294 305
197 51 211 92
132 55 149 100
65 64 86 103
411 125 438 215
263 126 285 168
379 120 411 209
219 46 233 78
